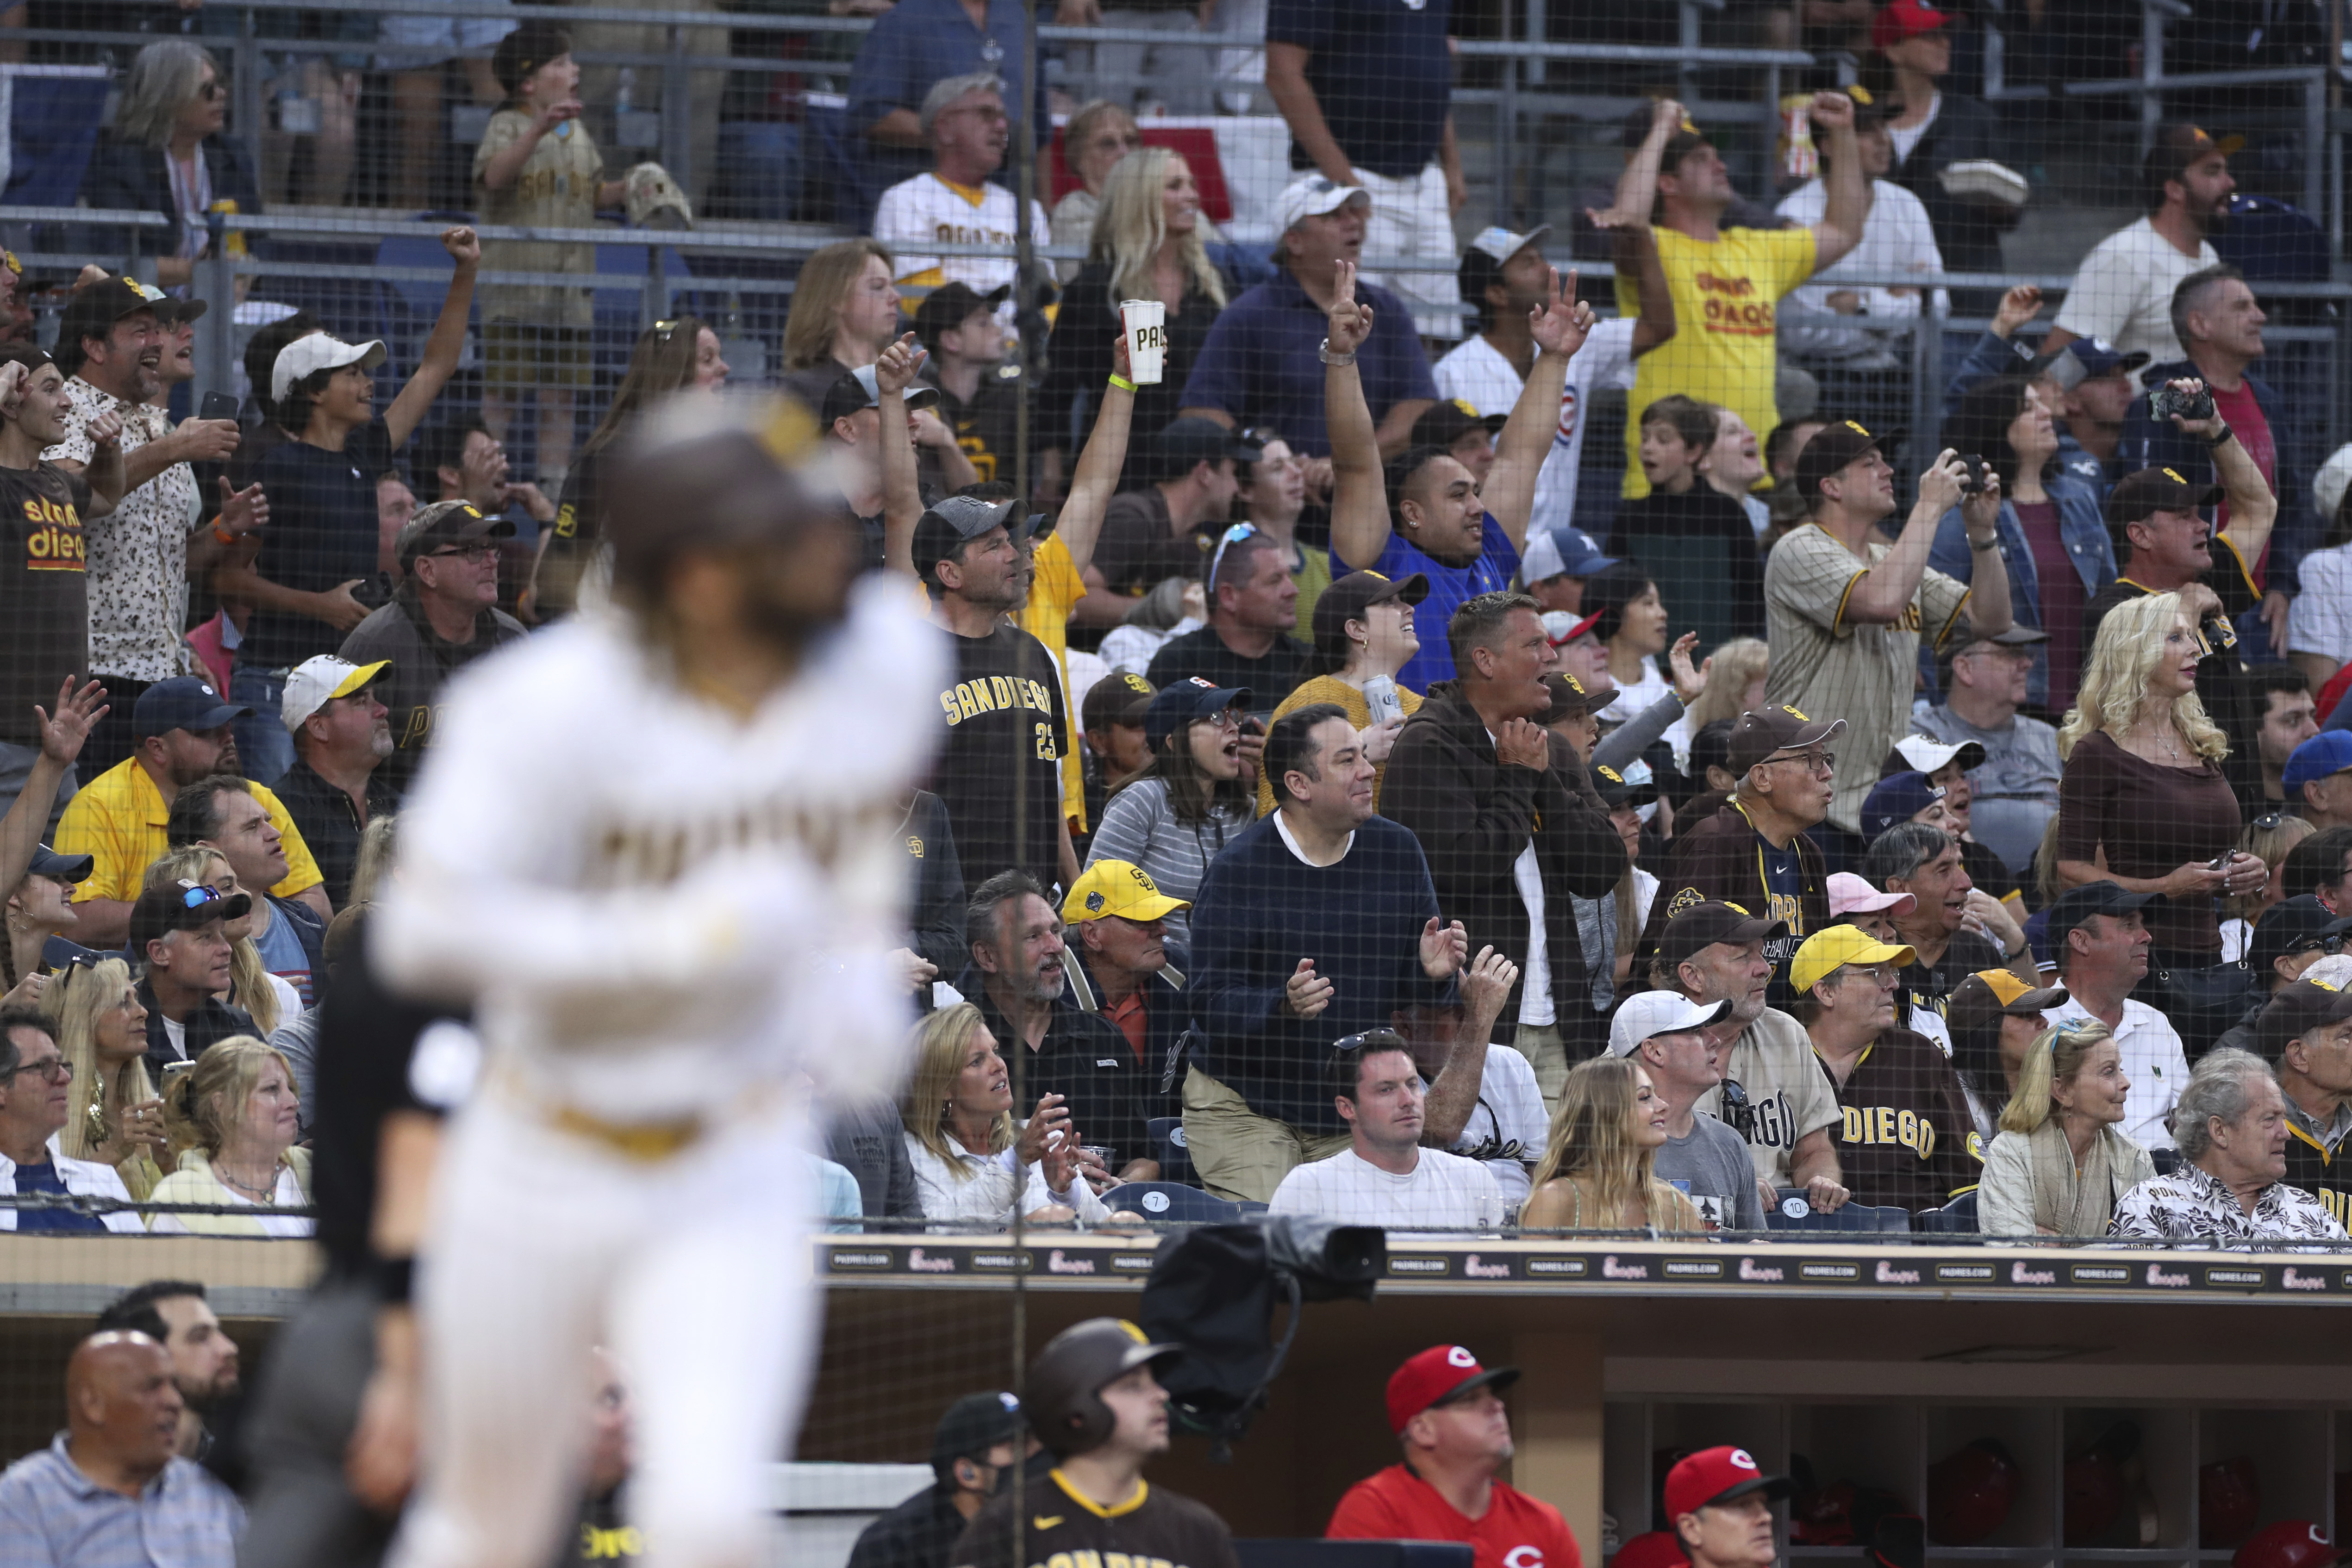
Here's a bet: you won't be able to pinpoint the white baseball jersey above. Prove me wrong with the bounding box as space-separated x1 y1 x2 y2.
874 172 1050 328
1432 317 1636 542
374 575 946 1124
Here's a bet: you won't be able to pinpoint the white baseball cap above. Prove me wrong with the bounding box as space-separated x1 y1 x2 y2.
2315 442 2352 530
1887 733 1988 777
271 332 388 404
1608 990 1733 1057
1274 173 1370 236
1466 224 1553 266
281 655 389 733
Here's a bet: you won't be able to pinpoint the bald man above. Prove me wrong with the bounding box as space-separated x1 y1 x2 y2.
0 1331 242 1563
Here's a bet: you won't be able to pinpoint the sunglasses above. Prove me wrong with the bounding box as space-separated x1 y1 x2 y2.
1332 1029 1407 1054
651 318 684 342
1717 1077 1755 1139
2250 811 2288 833
1207 521 1258 593
172 882 229 912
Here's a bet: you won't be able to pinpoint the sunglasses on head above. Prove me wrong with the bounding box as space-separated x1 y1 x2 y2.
2250 810 2288 833
1332 1028 1407 1054
1207 521 1258 593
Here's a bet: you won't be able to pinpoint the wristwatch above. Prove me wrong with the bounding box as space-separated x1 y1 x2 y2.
1319 338 1355 367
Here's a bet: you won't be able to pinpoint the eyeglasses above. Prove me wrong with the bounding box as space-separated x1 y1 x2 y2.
6 1055 71 1083
1193 708 1243 733
425 542 500 562
1843 963 1904 986
1332 1029 1407 1054
1763 750 1835 776
1207 521 1258 592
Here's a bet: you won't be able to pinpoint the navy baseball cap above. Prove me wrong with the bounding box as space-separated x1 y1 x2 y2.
2045 880 2156 952
27 844 90 883
1522 526 1620 584
1143 676 1251 751
1860 770 1947 841
132 676 250 740
2284 730 2352 790
2034 336 2150 391
2247 895 2352 978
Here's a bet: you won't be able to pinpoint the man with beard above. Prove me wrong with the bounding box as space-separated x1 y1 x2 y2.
2045 124 2233 367
96 1281 245 1485
961 870 1157 1187
269 656 397 910
57 677 331 947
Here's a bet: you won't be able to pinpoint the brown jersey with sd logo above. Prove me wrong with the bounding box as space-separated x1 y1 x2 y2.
0 460 90 747
1816 1025 1983 1213
955 1472 1240 1568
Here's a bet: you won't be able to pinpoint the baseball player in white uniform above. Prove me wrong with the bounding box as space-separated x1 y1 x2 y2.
376 395 943 1568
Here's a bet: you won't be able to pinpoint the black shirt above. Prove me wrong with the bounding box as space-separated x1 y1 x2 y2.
1821 1026 1983 1212
1607 487 1766 649
248 417 398 668
338 585 530 794
1144 626 1314 718
956 1472 1239 1568
1899 927 2005 1039
2282 1108 2352 1233
1264 0 1453 178
966 970 1154 1176
0 460 91 747
927 368 1027 492
930 622 1069 892
1094 487 1214 597
270 757 396 909
848 1483 970 1568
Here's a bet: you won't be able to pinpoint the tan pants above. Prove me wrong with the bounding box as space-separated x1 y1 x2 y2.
1181 1067 1350 1205
1515 1021 1570 1116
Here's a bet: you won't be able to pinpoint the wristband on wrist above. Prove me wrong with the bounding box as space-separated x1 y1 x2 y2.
2208 425 2235 450
211 523 237 545
1107 373 1136 393
372 1255 416 1305
1970 536 2000 552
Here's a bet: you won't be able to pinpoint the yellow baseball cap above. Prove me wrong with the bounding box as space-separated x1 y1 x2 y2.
1789 924 1916 995
1061 860 1189 925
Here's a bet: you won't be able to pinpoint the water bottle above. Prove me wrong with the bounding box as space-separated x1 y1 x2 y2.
1363 674 1404 728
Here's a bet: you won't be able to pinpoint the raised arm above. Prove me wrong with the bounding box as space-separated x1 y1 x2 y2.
0 680 103 939
2171 378 2279 569
1416 946 1518 1146
1479 267 1592 551
1612 98 1681 226
1804 92 1867 273
1052 331 1138 579
1323 261 1391 572
1957 461 2014 635
1843 450 1970 624
78 406 125 517
1263 43 1354 188
384 227 480 449
1603 214 1677 354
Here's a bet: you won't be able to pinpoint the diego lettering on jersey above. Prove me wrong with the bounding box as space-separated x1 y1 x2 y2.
1840 1103 1939 1162
21 495 84 572
585 792 901 889
1743 1089 1800 1152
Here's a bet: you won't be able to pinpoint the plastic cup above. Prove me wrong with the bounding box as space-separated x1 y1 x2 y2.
1119 298 1167 386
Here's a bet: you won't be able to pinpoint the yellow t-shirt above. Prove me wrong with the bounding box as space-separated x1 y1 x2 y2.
1619 224 1816 498
1252 673 1423 818
1017 531 1090 832
55 758 325 906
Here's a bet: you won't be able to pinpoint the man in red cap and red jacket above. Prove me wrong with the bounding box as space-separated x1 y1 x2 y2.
1326 1344 1581 1568
1666 1446 1797 1568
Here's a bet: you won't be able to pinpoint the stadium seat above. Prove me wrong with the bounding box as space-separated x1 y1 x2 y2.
1768 1188 1912 1235
1914 1190 1980 1236
1100 1182 1239 1223
1145 1116 1196 1185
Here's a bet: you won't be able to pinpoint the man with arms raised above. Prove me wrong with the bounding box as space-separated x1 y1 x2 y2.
1328 1345 1579 1568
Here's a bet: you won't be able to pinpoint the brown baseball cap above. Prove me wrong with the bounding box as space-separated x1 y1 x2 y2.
2258 979 2352 1060
1791 419 1883 506
1946 970 2068 1060
1657 899 1789 970
1541 670 1614 721
1082 671 1154 731
1310 569 1429 658
1726 704 1848 773
2107 465 2223 527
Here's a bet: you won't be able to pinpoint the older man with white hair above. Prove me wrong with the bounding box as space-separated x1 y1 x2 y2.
2109 1046 2348 1245
871 74 1047 340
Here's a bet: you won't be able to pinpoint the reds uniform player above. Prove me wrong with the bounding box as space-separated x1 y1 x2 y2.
376 394 942 1568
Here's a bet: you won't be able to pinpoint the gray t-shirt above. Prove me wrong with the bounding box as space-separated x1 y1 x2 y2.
1654 1113 1766 1232
1912 704 2062 878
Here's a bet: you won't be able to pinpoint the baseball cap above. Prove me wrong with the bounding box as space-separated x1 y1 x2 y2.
1872 0 1949 48
1543 607 1605 648
2107 466 2225 527
929 1391 1023 1470
1860 771 1948 841
1607 988 1733 1056
1946 969 2069 1055
396 498 516 572
1457 225 1553 314
280 655 389 733
1274 173 1370 236
2145 123 2245 192
1664 1446 1797 1522
2258 978 2352 1058
1591 757 1653 811
1542 670 1614 721
1845 83 1902 128
1790 925 1916 996
2284 730 2352 790
1384 1344 1519 1435
153 296 208 328
1142 676 1251 751
1412 399 1509 452
2035 337 2151 392
1521 526 1619 585
27 844 91 884
127 878 252 955
2247 895 2352 978
1062 859 1190 925
819 363 942 429
910 495 1039 582
270 332 388 405
56 275 162 362
1828 871 1916 920
2315 442 2352 529
1791 420 1884 507
2045 880 2157 953
1883 734 1990 779
1310 569 1429 657
1154 417 1262 484
1081 671 1154 732
912 280 1012 348
1657 899 1788 971
132 676 249 740
1726 704 1848 774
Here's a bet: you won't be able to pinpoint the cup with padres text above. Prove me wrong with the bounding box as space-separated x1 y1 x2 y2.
1119 298 1168 385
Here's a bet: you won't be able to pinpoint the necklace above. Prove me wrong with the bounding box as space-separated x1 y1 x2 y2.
215 1161 278 1204
2129 720 2185 763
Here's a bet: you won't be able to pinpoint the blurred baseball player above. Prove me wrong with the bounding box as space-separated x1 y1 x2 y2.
375 394 943 1568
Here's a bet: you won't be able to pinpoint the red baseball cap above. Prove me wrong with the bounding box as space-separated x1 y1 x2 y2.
1664 1446 1797 1521
1613 1532 1688 1568
2235 1523 2344 1568
1872 0 1949 49
1385 1345 1520 1435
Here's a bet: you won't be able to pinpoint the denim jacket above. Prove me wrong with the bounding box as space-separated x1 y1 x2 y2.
1925 476 2114 706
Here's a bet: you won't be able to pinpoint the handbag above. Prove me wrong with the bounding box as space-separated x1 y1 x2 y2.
2157 959 2253 1058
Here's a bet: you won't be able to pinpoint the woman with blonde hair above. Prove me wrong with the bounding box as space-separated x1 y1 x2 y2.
347 813 399 910
1978 1019 2154 1236
146 847 293 1035
897 1003 1109 1228
1042 146 1227 473
2055 591 2265 970
780 237 903 405
1521 1055 1704 1232
149 1036 312 1238
44 957 167 1200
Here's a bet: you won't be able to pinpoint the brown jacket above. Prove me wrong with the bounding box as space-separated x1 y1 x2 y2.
1637 798 1829 1007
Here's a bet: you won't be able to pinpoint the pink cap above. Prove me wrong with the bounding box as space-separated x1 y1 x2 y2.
1828 871 1915 919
